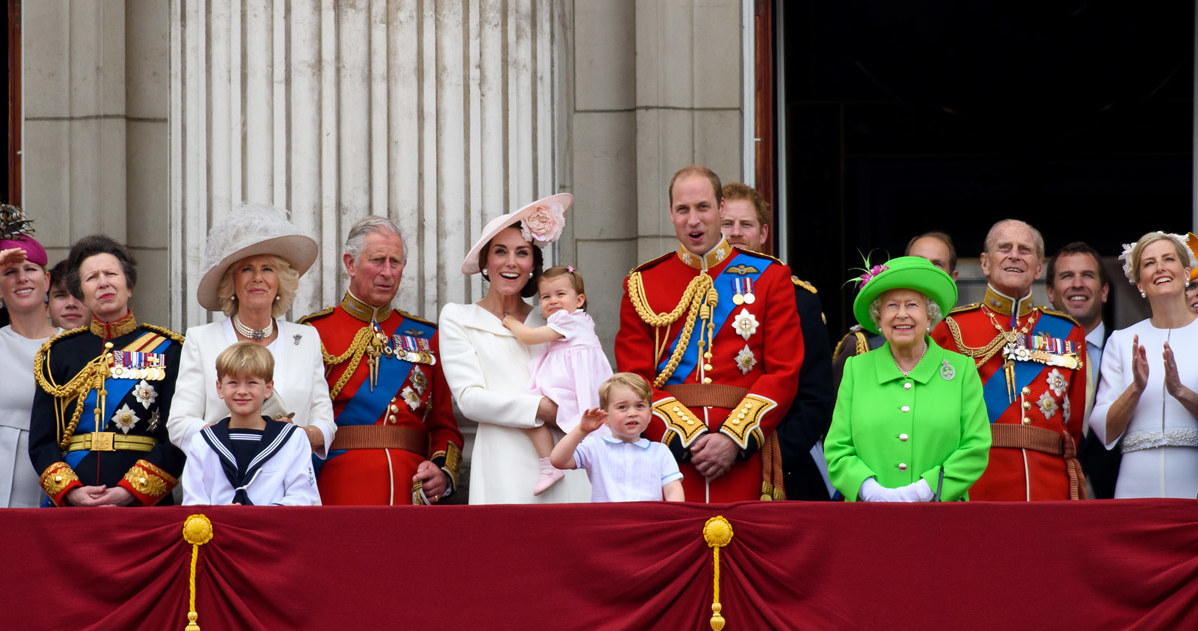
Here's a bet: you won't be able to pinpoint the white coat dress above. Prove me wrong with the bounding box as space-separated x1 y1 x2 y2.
166 319 336 458
439 303 591 504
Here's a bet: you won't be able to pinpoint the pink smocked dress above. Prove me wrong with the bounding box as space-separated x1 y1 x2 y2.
527 310 614 433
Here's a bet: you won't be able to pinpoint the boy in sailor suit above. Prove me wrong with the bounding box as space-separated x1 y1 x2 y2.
182 342 320 506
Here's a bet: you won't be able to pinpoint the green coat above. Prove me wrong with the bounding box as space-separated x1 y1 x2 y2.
825 338 991 501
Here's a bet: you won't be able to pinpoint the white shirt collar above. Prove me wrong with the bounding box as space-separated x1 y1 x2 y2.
600 435 651 449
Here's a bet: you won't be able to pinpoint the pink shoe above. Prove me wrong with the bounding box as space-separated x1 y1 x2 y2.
533 457 565 496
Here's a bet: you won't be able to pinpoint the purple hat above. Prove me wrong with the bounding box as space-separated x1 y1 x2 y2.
0 204 48 266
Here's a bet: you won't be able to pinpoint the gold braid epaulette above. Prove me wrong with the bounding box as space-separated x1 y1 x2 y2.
944 316 1007 368
141 323 186 344
320 327 377 399
627 271 715 388
33 340 112 450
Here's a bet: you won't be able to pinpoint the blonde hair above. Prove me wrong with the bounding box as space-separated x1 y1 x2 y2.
215 341 275 382
538 265 587 310
216 254 300 317
598 372 652 409
1127 232 1193 286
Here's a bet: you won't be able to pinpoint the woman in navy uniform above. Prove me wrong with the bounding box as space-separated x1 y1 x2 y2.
29 235 184 506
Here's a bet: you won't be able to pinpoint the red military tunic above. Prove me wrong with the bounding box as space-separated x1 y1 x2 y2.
300 292 462 505
616 240 802 502
931 286 1088 501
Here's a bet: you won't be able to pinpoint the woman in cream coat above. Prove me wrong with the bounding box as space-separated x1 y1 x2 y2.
167 203 335 456
440 194 590 503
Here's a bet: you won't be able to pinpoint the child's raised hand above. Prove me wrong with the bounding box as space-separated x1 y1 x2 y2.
501 315 517 330
579 408 607 433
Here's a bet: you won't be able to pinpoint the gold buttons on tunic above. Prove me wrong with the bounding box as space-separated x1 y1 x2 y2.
1022 386 1031 396
703 378 712 384
1022 401 1032 410
704 364 713 372
1022 417 1031 425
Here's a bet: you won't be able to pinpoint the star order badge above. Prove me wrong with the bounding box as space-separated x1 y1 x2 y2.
112 404 141 434
732 308 759 341
401 386 421 411
1046 368 1067 397
133 379 158 409
410 365 428 395
1037 391 1059 420
735 345 757 374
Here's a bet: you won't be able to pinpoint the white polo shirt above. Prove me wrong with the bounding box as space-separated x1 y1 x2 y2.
574 434 683 502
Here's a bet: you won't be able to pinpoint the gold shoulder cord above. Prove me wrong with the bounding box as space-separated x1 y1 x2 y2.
34 342 114 450
321 327 377 399
944 316 1007 368
627 271 716 388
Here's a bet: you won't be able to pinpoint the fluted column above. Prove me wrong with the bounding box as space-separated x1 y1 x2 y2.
170 0 562 328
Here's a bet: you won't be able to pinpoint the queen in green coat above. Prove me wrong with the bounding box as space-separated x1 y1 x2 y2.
825 256 990 501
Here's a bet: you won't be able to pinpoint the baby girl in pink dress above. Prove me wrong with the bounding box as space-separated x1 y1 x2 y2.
503 265 613 494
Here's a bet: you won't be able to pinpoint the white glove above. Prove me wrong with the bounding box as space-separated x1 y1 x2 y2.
893 479 934 502
860 477 933 502
859 477 896 502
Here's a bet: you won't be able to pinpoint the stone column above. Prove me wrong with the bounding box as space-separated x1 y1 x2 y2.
170 0 562 329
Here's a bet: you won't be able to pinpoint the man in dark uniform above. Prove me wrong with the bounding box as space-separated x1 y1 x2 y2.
721 182 834 500
615 166 802 503
300 216 463 505
30 235 184 506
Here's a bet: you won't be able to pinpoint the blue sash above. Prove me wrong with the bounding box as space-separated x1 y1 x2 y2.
63 337 174 469
981 313 1074 422
657 253 770 385
320 318 433 469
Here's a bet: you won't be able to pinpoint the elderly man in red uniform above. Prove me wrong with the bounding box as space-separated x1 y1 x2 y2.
932 219 1088 500
300 216 462 505
615 166 802 503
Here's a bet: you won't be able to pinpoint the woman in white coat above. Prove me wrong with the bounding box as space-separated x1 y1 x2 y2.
166 203 336 456
439 194 590 503
1091 231 1198 498
0 208 60 507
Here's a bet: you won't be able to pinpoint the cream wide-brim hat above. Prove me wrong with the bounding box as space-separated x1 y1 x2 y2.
196 202 319 311
461 193 573 275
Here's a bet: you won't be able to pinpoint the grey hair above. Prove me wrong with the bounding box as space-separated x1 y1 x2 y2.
983 219 1045 259
343 215 406 264
868 291 944 333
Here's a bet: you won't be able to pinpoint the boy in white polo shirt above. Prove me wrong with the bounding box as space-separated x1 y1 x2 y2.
551 372 684 502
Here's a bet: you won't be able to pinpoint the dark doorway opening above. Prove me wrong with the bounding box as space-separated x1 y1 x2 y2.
778 1 1194 335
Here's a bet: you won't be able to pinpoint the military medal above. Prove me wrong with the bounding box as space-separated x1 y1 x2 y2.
110 351 166 381
742 277 756 304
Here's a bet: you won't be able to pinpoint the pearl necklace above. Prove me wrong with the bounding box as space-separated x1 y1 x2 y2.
233 315 274 341
892 344 928 377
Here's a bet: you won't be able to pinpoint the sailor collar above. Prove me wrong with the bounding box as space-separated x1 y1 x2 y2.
982 285 1035 318
340 290 391 323
90 311 138 339
675 238 732 271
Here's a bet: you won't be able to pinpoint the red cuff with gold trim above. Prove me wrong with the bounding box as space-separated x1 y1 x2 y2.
119 460 179 506
40 462 82 507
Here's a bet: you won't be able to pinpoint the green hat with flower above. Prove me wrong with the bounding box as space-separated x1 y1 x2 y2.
851 255 957 335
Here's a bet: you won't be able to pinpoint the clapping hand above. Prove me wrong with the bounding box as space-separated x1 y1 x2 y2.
579 408 607 433
1131 334 1149 393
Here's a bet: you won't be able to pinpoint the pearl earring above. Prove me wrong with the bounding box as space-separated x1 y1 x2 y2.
274 295 280 301
1140 291 1146 299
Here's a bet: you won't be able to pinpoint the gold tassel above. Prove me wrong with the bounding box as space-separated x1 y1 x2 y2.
181 514 214 631
703 516 734 631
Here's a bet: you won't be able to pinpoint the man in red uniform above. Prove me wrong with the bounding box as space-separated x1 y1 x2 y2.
932 219 1088 500
300 216 462 505
615 166 802 502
